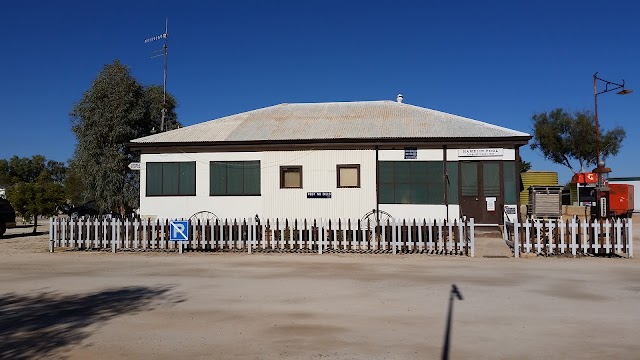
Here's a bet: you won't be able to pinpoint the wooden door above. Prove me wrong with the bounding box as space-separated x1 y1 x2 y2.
482 162 503 224
460 162 482 222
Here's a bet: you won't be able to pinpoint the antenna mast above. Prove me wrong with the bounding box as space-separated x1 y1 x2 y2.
144 18 169 132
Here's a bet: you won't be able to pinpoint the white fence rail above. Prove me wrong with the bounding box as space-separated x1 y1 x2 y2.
49 217 475 256
504 218 633 258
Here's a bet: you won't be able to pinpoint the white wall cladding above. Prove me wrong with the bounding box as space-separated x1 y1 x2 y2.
139 147 516 220
262 150 377 219
379 204 461 221
140 152 263 219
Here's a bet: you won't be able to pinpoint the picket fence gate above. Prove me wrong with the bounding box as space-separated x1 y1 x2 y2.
49 217 475 256
504 218 633 258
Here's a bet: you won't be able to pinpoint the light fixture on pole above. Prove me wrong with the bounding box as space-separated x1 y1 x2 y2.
592 72 632 218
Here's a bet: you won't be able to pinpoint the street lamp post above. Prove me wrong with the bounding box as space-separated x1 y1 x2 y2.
592 72 632 218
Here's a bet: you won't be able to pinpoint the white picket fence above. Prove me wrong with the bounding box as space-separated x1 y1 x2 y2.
504 218 633 258
49 217 475 256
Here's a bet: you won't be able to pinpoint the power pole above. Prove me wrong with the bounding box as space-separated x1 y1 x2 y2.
144 18 169 131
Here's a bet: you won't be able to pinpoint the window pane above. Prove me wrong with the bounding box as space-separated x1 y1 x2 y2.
504 161 516 204
446 162 459 204
227 161 244 195
210 162 227 195
162 163 180 195
411 184 428 204
411 162 428 184
461 162 478 196
283 169 301 188
244 161 260 195
179 162 195 195
483 162 500 197
426 184 444 204
379 162 394 184
379 183 394 204
339 167 358 187
395 184 411 204
146 163 162 196
395 162 411 183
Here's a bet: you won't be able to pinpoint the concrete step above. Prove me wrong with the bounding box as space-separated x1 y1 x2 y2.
473 236 513 258
475 226 503 238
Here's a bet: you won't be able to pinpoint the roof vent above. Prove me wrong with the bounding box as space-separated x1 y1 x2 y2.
396 94 403 103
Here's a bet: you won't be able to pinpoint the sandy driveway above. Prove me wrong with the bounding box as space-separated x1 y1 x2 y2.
0 220 638 360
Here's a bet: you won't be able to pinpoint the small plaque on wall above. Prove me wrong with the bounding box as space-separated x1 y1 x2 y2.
404 148 417 159
307 192 332 198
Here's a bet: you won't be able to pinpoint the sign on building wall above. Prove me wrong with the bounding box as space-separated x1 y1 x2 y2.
307 192 332 198
404 148 417 159
458 149 504 157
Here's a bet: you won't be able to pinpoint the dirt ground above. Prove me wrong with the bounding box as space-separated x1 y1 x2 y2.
0 217 638 360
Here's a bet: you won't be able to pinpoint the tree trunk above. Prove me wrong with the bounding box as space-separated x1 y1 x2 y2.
32 216 38 234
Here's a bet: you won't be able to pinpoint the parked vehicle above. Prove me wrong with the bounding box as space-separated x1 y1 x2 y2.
66 200 99 218
0 198 17 237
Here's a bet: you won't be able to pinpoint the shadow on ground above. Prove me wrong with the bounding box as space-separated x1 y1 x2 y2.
0 285 185 360
1 231 48 239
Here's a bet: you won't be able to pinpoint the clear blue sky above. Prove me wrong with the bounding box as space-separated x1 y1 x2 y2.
1 0 638 184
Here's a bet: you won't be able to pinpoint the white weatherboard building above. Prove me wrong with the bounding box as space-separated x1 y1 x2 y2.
130 99 531 225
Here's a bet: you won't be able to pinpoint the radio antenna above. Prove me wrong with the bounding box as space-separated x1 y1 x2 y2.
144 18 169 132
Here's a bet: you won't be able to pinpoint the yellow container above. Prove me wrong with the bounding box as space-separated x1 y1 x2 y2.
520 171 559 205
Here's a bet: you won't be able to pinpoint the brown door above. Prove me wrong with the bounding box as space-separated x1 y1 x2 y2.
459 161 504 224
460 162 482 222
482 162 503 224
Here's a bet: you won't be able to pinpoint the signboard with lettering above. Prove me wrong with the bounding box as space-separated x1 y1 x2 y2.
307 192 332 198
404 148 417 159
458 149 504 157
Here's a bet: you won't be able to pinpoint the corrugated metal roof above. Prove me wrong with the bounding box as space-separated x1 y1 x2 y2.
132 100 530 144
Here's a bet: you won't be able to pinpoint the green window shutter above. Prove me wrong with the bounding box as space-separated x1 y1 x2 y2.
483 162 500 197
211 161 260 196
244 161 260 195
425 162 444 204
162 162 180 195
146 163 163 196
461 162 478 196
227 161 244 195
179 162 196 195
210 162 227 195
379 183 394 204
411 162 428 184
446 162 459 204
504 161 516 204
395 184 411 204
395 162 411 184
379 162 394 184
410 185 428 204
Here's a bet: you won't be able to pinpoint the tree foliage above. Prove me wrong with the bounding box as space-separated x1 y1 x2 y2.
530 108 625 172
519 158 532 173
0 155 65 187
1 156 66 233
70 60 178 213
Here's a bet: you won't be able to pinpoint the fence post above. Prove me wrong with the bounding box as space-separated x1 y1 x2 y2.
247 218 253 254
604 219 611 254
392 218 397 255
109 219 115 253
469 218 475 258
628 219 634 258
582 220 589 255
571 219 577 257
513 220 519 258
319 218 324 255
49 218 55 253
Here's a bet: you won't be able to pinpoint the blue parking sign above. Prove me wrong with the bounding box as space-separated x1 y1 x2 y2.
170 220 189 241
